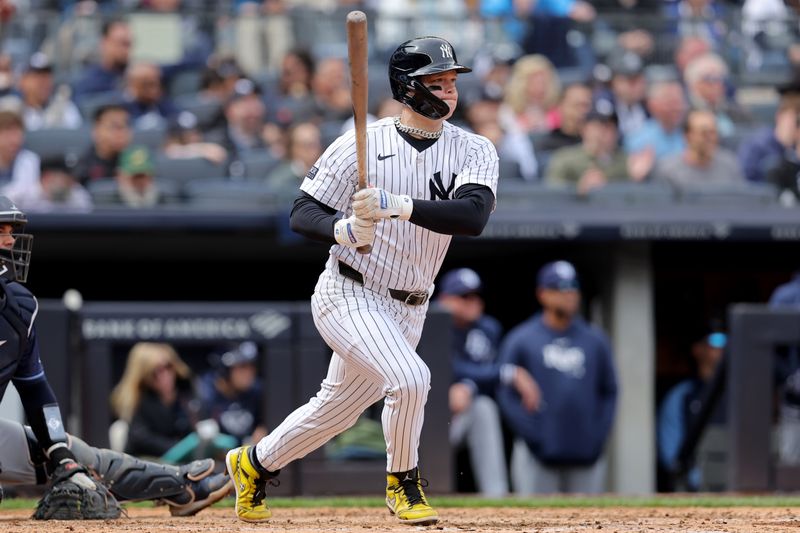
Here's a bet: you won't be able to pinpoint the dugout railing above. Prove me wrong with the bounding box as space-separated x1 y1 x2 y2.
38 300 453 496
727 305 800 492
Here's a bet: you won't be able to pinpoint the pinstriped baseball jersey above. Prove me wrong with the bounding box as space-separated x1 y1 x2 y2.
300 117 499 294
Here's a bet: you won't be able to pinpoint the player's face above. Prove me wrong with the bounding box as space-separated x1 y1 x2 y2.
229 363 257 392
0 223 15 250
438 293 483 323
420 70 459 119
538 288 581 319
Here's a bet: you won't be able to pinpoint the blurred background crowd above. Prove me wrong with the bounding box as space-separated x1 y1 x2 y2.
0 0 796 211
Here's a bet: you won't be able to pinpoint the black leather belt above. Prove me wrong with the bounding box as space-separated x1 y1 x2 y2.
338 261 429 306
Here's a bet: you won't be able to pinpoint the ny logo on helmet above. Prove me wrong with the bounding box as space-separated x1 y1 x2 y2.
440 44 453 59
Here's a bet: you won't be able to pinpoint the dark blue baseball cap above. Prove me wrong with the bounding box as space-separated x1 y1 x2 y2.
218 341 258 368
439 268 482 296
537 261 580 291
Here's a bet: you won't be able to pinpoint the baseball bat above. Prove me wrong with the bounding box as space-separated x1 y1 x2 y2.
346 10 372 254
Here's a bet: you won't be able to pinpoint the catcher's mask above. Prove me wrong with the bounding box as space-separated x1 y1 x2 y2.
388 36 471 120
0 196 32 283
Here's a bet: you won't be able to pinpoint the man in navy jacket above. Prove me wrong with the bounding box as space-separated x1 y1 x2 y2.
437 268 509 496
497 260 618 494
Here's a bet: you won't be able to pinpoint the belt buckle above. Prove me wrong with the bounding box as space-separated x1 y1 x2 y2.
405 292 429 306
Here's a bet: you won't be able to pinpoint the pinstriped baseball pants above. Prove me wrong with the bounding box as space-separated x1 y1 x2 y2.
255 265 431 474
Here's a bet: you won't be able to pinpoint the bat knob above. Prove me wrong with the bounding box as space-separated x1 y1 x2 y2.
347 10 367 23
357 244 372 254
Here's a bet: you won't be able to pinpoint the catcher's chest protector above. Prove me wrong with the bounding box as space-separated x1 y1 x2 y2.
0 280 34 400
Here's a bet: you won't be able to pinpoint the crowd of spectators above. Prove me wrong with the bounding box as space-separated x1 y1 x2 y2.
0 0 792 213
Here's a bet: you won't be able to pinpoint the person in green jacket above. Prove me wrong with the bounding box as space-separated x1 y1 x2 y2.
546 99 630 195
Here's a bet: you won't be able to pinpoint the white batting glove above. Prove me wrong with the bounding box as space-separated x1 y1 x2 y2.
334 215 375 248
352 188 413 221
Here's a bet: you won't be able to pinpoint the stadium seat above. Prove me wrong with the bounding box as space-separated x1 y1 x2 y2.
240 151 282 180
746 101 778 125
319 120 345 147
368 65 391 111
86 179 120 204
556 66 587 86
499 158 523 180
644 64 680 83
167 68 203 99
173 96 223 129
677 182 779 206
87 178 183 206
289 5 349 60
78 91 124 121
154 155 227 185
131 126 167 151
24 126 93 162
252 69 280 96
587 182 676 206
496 181 578 208
183 178 281 210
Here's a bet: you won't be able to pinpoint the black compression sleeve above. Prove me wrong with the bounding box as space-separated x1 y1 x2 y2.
14 376 63 450
408 184 495 236
289 192 339 244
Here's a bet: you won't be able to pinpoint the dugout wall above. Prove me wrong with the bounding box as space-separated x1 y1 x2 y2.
38 301 453 496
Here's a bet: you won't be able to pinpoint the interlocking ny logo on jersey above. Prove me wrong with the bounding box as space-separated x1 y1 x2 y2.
440 44 452 59
429 171 456 200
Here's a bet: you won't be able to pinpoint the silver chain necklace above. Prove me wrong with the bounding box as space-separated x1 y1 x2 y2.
393 116 442 139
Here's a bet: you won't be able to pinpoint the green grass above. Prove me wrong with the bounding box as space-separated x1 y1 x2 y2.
5 495 800 510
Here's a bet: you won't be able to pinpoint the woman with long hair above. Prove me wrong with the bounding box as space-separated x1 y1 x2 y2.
499 54 562 135
110 342 196 457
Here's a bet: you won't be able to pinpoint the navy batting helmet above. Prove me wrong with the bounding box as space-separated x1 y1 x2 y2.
210 341 258 379
0 196 31 283
388 36 472 120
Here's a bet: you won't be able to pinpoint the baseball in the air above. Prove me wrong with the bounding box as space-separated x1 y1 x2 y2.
62 289 83 311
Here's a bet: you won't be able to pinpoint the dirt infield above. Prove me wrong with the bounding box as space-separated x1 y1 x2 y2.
2 505 800 532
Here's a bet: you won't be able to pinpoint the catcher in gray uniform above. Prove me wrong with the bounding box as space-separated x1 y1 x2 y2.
0 196 230 519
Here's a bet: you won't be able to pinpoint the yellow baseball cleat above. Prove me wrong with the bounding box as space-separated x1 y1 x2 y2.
385 467 439 525
225 446 275 522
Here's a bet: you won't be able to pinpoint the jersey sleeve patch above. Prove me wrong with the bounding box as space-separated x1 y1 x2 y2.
306 165 319 180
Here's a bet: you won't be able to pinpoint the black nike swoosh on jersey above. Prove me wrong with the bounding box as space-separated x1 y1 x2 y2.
377 153 396 161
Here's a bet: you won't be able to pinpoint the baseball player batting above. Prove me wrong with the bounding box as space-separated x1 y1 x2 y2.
226 35 499 525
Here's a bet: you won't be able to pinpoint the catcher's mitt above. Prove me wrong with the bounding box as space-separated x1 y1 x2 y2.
32 460 122 520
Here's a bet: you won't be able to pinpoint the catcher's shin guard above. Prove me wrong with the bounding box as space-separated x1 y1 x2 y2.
86 448 215 505
25 427 230 514
41 431 225 508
